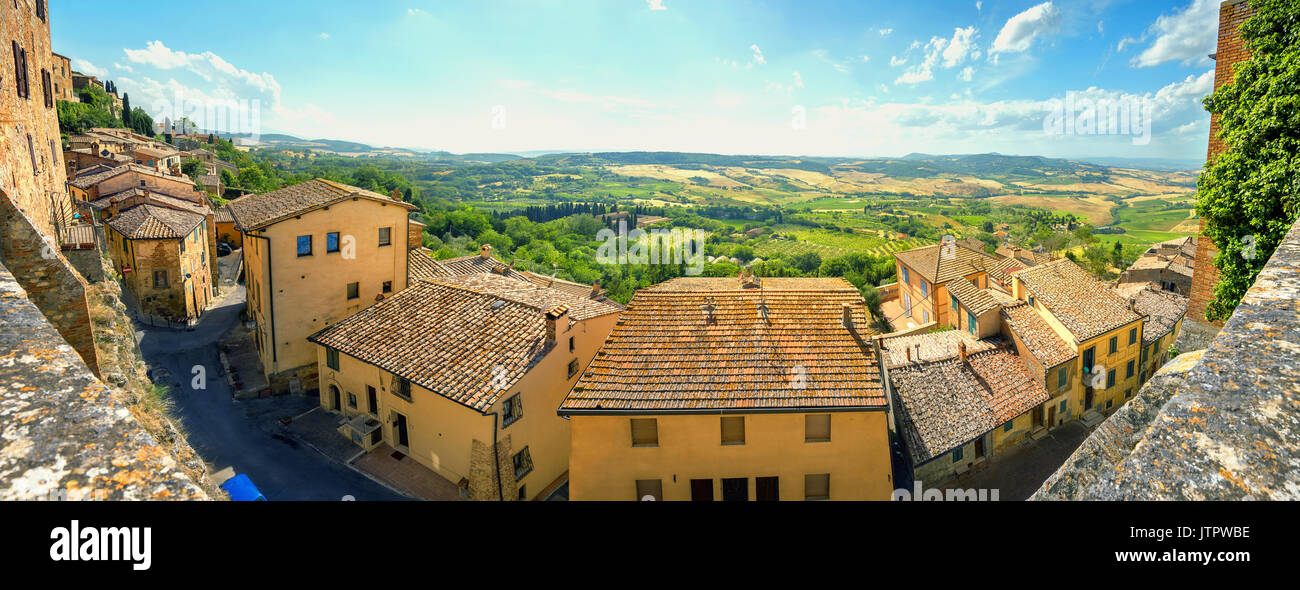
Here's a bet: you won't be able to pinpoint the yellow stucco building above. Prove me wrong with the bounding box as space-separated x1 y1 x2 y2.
309 272 622 500
892 241 999 330
102 192 215 320
559 275 894 501
227 179 419 393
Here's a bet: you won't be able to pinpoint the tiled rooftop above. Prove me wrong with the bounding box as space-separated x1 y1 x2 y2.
559 277 885 412
437 251 530 281
895 242 998 284
891 344 1049 464
1117 285 1189 344
878 329 996 369
947 276 1000 316
68 163 187 190
308 274 621 413
1014 259 1142 343
1000 302 1077 369
105 204 206 240
407 248 451 281
225 178 416 231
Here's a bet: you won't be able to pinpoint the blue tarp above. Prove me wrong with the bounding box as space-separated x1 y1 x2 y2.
220 473 267 501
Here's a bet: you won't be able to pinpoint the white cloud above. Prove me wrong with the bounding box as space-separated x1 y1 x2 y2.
890 56 907 67
319 32 330 40
113 62 134 74
1097 21 1104 35
750 44 766 66
975 1 982 12
896 27 978 85
794 71 804 88
123 41 190 69
990 2 1061 54
861 55 870 62
408 8 426 16
958 66 974 82
73 59 107 77
647 0 667 10
1131 0 1217 68
877 28 894 37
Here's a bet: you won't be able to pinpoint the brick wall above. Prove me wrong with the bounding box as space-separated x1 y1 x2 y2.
1186 0 1256 329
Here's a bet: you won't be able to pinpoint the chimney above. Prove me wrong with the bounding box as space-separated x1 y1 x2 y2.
905 346 912 362
545 306 569 346
1128 297 1137 311
407 219 426 250
959 341 968 363
480 243 492 260
590 279 602 300
842 303 853 329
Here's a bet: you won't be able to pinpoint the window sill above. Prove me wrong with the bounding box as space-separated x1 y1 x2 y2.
805 438 831 443
631 443 659 448
721 441 745 446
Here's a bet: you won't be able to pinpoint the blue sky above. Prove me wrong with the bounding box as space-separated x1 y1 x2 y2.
52 0 1222 160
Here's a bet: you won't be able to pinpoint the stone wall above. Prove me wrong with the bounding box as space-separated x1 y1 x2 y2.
1186 0 1255 331
0 193 99 375
62 245 105 282
468 433 518 501
1033 214 1300 500
0 261 206 500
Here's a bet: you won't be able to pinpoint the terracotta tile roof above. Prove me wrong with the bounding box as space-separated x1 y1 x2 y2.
1014 259 1142 343
1115 285 1189 343
68 163 185 190
522 271 626 310
947 277 1000 316
225 178 417 231
891 344 1049 464
437 253 530 281
407 248 451 281
309 282 547 412
895 242 998 285
559 277 885 412
105 204 205 240
308 275 619 413
985 256 1025 286
1000 302 1077 369
88 188 210 216
214 206 234 223
430 272 623 322
878 329 996 369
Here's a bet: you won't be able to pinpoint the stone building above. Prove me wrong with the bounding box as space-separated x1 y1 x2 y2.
102 191 216 321
309 272 621 500
0 1 99 373
889 241 999 331
50 51 72 101
559 276 894 501
1117 236 1196 295
1185 0 1257 345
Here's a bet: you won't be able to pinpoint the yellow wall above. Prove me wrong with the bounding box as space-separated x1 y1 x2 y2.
106 216 214 319
243 197 413 381
567 410 893 501
315 310 619 499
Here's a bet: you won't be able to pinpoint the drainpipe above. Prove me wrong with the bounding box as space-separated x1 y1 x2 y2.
245 231 276 364
490 411 504 501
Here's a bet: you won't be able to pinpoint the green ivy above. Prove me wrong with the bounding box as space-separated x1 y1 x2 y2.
1196 0 1300 321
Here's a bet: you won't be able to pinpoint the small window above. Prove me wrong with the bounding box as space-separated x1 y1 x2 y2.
326 232 340 253
502 393 523 427
635 479 664 501
1028 295 1036 308
1126 360 1135 378
805 414 831 442
1106 400 1113 409
512 447 533 480
568 336 575 352
953 447 964 462
346 282 359 300
720 416 745 445
1003 420 1013 432
1125 388 1133 399
630 418 658 447
967 311 976 335
567 358 579 378
382 280 392 294
1109 336 1118 354
950 294 959 313
1106 368 1117 389
378 226 391 247
297 235 312 256
153 270 168 288
1059 400 1068 414
394 377 412 400
517 485 527 501
920 281 928 297
1129 327 1137 345
804 474 830 501
366 386 378 414
326 348 339 371
901 267 909 284
1057 366 1068 388
347 392 357 409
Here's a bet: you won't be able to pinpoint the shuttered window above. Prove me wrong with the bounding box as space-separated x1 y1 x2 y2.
805 414 831 442
41 69 52 107
635 479 663 501
720 416 745 445
804 474 830 500
630 418 658 447
12 42 22 98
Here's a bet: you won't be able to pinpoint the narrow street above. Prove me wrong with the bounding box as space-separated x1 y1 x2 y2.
136 257 405 501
